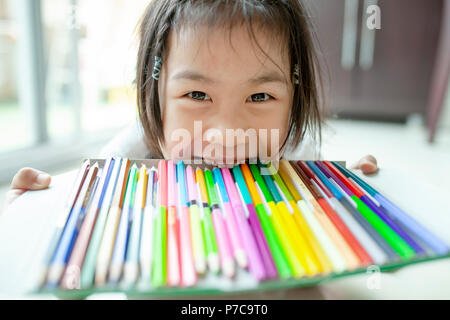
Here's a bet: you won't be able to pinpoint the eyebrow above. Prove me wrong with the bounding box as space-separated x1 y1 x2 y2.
170 69 288 86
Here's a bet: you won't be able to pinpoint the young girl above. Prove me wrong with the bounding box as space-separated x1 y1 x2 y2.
3 0 378 212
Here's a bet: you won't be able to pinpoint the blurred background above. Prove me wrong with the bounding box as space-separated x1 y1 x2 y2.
0 0 449 198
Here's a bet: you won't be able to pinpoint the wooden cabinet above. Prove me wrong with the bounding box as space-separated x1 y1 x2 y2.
307 0 444 122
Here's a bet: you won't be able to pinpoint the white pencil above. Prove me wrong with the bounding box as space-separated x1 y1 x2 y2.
139 168 157 283
123 165 148 285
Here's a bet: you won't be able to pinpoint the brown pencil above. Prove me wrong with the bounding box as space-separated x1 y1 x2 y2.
94 158 131 286
40 160 90 288
60 158 115 289
46 162 99 286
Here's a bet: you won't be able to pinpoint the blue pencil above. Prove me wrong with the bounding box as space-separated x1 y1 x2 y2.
109 164 139 283
46 163 99 287
331 161 449 255
306 161 398 261
320 161 425 255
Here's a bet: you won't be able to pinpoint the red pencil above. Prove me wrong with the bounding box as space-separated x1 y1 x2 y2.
294 161 373 266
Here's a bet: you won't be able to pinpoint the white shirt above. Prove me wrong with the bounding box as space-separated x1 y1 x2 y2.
99 120 323 161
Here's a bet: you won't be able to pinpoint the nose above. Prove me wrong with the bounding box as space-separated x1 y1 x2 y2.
200 102 258 163
204 102 252 147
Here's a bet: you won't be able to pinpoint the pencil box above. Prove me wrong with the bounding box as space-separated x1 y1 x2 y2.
28 158 450 299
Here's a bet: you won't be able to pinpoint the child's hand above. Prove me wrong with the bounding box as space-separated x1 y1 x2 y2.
1 168 51 214
349 155 378 175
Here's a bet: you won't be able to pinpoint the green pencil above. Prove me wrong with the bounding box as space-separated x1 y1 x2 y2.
152 160 167 286
196 168 219 273
80 158 122 288
248 164 292 279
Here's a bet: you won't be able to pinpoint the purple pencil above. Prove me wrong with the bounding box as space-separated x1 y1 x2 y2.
221 168 267 281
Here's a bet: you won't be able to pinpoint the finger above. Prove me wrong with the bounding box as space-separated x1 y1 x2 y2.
349 155 379 174
10 168 51 190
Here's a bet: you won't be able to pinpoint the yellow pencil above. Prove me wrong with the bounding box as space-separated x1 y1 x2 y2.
277 161 333 274
280 159 360 271
259 166 313 277
274 199 321 275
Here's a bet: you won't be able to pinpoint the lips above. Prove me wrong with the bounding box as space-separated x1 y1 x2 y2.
192 156 260 167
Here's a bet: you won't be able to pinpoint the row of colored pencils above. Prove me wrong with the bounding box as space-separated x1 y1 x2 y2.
42 158 449 289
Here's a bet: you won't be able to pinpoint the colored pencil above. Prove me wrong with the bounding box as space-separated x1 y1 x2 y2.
307 161 397 261
95 158 131 285
254 164 310 278
315 161 415 260
212 168 247 269
301 160 389 265
265 162 346 273
167 160 181 286
139 167 157 283
41 159 90 287
249 164 296 278
123 165 148 285
61 158 115 289
152 160 168 286
233 165 278 279
186 165 207 275
324 161 425 255
176 161 197 286
221 167 266 281
195 168 220 273
203 169 235 278
109 163 138 283
47 162 99 286
278 159 361 270
242 164 291 279
268 162 330 275
263 163 331 274
80 158 123 288
291 160 373 266
332 161 449 255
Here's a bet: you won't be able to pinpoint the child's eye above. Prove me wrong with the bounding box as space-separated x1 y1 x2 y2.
247 93 273 103
187 91 211 101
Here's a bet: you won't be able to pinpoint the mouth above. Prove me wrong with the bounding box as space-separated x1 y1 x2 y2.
192 156 258 167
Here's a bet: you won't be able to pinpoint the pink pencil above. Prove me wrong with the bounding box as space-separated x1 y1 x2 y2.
167 160 181 286
176 161 197 287
203 169 235 278
212 169 247 269
220 168 267 281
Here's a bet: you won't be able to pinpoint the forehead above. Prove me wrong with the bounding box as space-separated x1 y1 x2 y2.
165 24 291 82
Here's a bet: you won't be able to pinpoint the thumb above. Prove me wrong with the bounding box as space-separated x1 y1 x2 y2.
11 168 51 191
349 155 378 175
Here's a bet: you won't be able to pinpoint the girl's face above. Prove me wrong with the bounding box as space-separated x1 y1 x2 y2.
158 24 294 165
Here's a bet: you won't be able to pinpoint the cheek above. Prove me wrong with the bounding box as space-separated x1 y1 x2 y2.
254 106 291 139
161 102 205 158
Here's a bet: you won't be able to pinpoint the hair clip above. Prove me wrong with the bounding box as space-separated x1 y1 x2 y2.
293 64 299 85
152 56 162 81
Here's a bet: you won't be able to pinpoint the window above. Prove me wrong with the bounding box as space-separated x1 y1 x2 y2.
0 0 149 182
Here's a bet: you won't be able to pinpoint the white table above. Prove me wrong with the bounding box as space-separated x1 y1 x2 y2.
1 166 449 299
